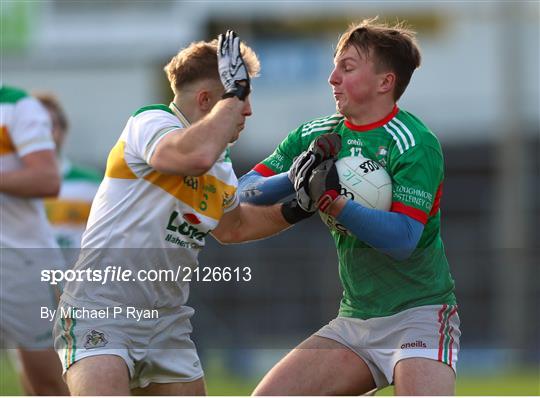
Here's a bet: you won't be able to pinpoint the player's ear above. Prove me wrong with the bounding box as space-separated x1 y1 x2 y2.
379 72 395 95
197 90 212 112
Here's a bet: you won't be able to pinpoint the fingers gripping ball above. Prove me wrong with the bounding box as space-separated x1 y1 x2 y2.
288 133 342 185
320 156 393 235
217 30 251 100
308 133 342 161
308 159 341 212
289 133 342 212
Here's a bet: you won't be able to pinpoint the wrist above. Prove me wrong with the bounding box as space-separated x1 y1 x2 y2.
222 82 250 101
217 97 244 120
316 189 340 213
280 199 314 224
326 196 348 218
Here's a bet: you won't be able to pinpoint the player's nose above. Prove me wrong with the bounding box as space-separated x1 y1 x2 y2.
242 97 252 117
328 67 340 87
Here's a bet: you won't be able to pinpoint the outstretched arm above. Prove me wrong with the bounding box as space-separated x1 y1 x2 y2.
238 171 294 205
239 133 342 205
211 203 292 244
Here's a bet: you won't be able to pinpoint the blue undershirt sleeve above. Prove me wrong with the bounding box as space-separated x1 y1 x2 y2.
335 200 424 261
238 170 295 205
238 171 423 260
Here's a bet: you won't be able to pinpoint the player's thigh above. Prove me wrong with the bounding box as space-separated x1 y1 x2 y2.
394 357 455 396
66 354 131 395
17 348 69 395
253 335 375 396
132 377 206 396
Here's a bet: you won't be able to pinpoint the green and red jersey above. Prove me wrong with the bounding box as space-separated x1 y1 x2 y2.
255 106 456 319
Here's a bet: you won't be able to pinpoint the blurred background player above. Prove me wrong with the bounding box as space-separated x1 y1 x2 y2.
240 19 460 395
53 31 304 395
0 85 69 395
35 93 102 263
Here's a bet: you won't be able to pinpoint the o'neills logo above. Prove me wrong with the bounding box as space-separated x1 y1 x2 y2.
347 138 363 147
400 340 427 349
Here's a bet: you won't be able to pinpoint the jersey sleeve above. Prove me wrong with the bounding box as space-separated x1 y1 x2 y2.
221 160 239 213
388 144 444 224
12 97 55 157
222 189 239 213
253 126 305 176
125 109 183 168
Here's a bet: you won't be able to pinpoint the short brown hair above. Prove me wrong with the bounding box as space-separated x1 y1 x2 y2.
335 18 421 100
34 92 69 132
164 39 261 95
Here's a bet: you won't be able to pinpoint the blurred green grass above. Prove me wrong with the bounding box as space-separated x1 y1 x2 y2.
1 353 538 395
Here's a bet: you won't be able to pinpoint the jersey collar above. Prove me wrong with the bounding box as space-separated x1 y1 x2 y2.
344 105 399 132
169 102 191 127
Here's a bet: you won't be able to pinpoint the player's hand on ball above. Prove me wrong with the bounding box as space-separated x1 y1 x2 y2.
308 159 342 213
288 133 342 211
288 133 342 185
217 30 250 101
308 132 342 160
281 134 341 222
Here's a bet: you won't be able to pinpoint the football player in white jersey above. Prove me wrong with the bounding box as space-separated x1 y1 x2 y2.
0 85 69 395
36 93 101 259
54 31 314 395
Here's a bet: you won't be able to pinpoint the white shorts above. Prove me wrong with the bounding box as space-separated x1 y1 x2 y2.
53 300 203 389
315 304 460 389
0 249 63 349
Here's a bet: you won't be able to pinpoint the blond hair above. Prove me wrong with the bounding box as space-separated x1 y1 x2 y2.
164 39 260 95
335 18 421 101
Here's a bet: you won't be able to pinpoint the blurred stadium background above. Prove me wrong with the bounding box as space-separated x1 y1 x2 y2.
2 0 539 395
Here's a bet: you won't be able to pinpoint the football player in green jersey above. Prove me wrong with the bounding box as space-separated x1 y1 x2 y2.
240 18 460 395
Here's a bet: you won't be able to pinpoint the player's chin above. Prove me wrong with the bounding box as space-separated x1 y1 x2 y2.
229 131 241 144
232 125 244 140
335 99 346 114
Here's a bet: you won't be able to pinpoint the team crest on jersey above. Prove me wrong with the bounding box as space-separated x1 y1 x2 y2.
376 146 388 167
83 329 108 349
